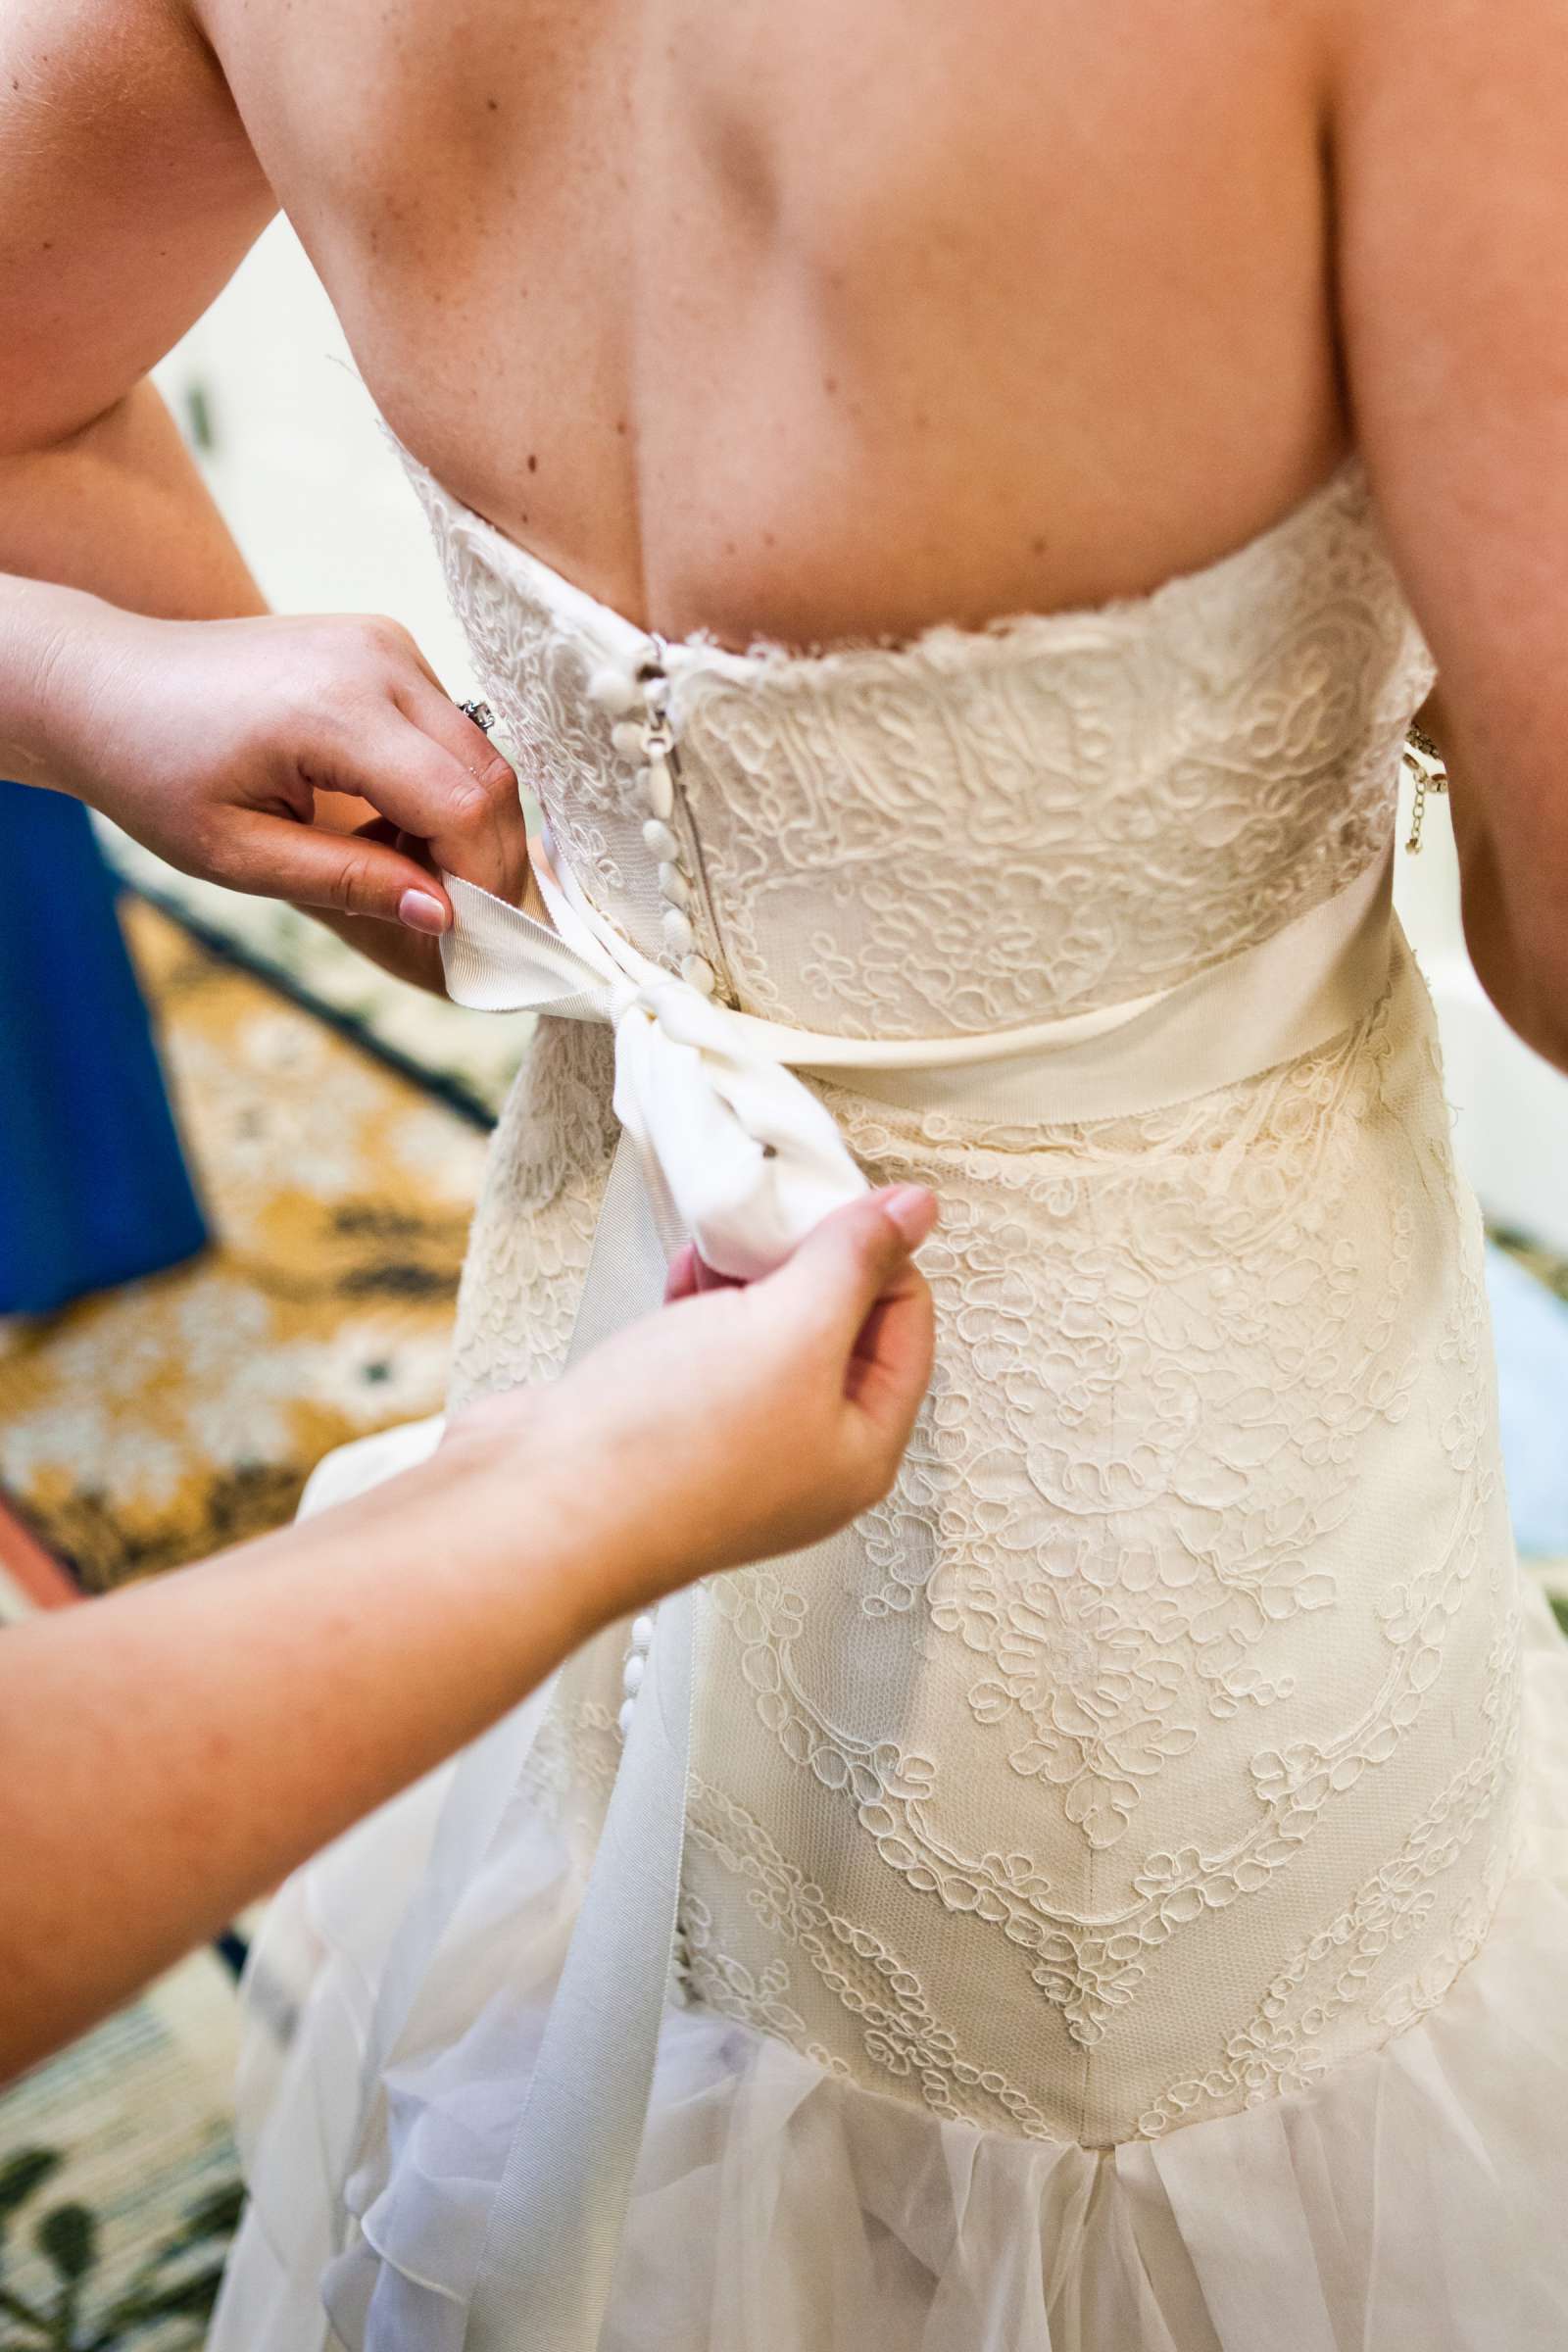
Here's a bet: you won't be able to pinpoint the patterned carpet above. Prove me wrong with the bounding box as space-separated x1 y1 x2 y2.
100 823 528 1130
0 893 512 2350
0 1554 248 2352
0 1958 244 2352
0 898 495 1589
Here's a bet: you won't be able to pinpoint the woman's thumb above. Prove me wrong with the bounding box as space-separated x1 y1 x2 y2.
774 1187 937 1340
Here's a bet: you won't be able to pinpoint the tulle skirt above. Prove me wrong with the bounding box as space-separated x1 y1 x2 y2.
215 1580 1568 2352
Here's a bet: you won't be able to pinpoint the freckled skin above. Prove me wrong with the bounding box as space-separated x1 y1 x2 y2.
5 0 1568 1066
0 0 1346 647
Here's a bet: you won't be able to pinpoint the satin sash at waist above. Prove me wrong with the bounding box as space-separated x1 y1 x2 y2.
442 836 1395 1279
324 840 1397 2352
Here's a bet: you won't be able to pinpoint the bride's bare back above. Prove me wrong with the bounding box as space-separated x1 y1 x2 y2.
0 0 1465 639
3 0 1568 1052
208 0 1343 645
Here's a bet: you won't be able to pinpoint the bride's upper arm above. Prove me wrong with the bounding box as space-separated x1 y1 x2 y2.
0 0 275 456
1329 0 1568 1049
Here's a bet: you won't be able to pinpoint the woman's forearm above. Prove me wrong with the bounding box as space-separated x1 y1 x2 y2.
0 1441 602 2082
0 376 534 981
0 571 122 790
0 1185 936 2082
0 376 270 796
0 377 265 619
1415 684 1568 1074
0 381 269 785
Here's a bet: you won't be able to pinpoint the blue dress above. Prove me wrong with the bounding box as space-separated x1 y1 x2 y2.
0 781 208 1314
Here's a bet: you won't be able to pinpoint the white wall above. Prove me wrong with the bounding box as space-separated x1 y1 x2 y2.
157 220 1568 1250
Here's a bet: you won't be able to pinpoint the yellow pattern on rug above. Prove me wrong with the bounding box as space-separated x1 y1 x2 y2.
0 901 489 1590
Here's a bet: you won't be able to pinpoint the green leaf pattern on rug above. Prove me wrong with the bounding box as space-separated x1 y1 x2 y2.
0 2150 240 2351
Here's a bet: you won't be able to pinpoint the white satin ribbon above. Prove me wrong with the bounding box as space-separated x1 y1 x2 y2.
326 840 1398 2352
442 835 870 1280
442 835 1396 1277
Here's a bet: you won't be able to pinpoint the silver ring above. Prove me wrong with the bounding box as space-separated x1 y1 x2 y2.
458 698 497 735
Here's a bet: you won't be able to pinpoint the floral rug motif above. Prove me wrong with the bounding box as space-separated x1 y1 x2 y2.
0 893 506 2346
0 898 491 1589
99 825 530 1129
0 1553 244 2352
0 1954 244 2352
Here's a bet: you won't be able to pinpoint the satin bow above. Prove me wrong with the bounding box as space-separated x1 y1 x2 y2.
441 838 867 1282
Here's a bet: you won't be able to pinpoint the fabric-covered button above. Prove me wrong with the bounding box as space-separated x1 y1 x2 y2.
630 1613 657 1649
611 719 647 760
622 1651 646 1697
658 862 690 908
586 663 638 715
662 906 695 956
681 955 717 996
642 816 680 864
617 1697 637 1740
642 757 675 822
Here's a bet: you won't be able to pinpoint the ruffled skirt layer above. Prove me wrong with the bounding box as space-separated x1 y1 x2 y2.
215 1592 1568 2352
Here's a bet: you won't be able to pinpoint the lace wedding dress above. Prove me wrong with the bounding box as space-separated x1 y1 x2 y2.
214 454 1568 2351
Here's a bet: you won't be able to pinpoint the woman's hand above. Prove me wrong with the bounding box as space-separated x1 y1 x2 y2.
42 593 527 990
0 1180 937 2079
443 1184 940 1627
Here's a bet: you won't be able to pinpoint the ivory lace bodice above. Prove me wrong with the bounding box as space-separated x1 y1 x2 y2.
408 452 1522 2148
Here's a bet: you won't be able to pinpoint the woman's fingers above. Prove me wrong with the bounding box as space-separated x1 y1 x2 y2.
501 1185 943 1592
382 680 530 906
664 1243 702 1302
775 1186 938 1352
752 1186 938 1509
305 905 448 992
287 617 523 903
665 1242 746 1301
207 808 448 991
841 1260 936 1446
216 804 451 930
765 1184 938 1458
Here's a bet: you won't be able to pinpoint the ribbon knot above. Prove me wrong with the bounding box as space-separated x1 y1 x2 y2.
607 974 650 1028
441 833 1398 1289
441 840 869 1283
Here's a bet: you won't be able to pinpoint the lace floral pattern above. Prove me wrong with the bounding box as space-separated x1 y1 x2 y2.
672 472 1432 1038
399 447 726 983
448 1019 614 1408
405 450 1433 1040
424 450 1521 2146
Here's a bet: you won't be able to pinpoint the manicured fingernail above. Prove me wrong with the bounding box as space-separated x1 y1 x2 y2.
880 1185 938 1247
398 888 450 936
